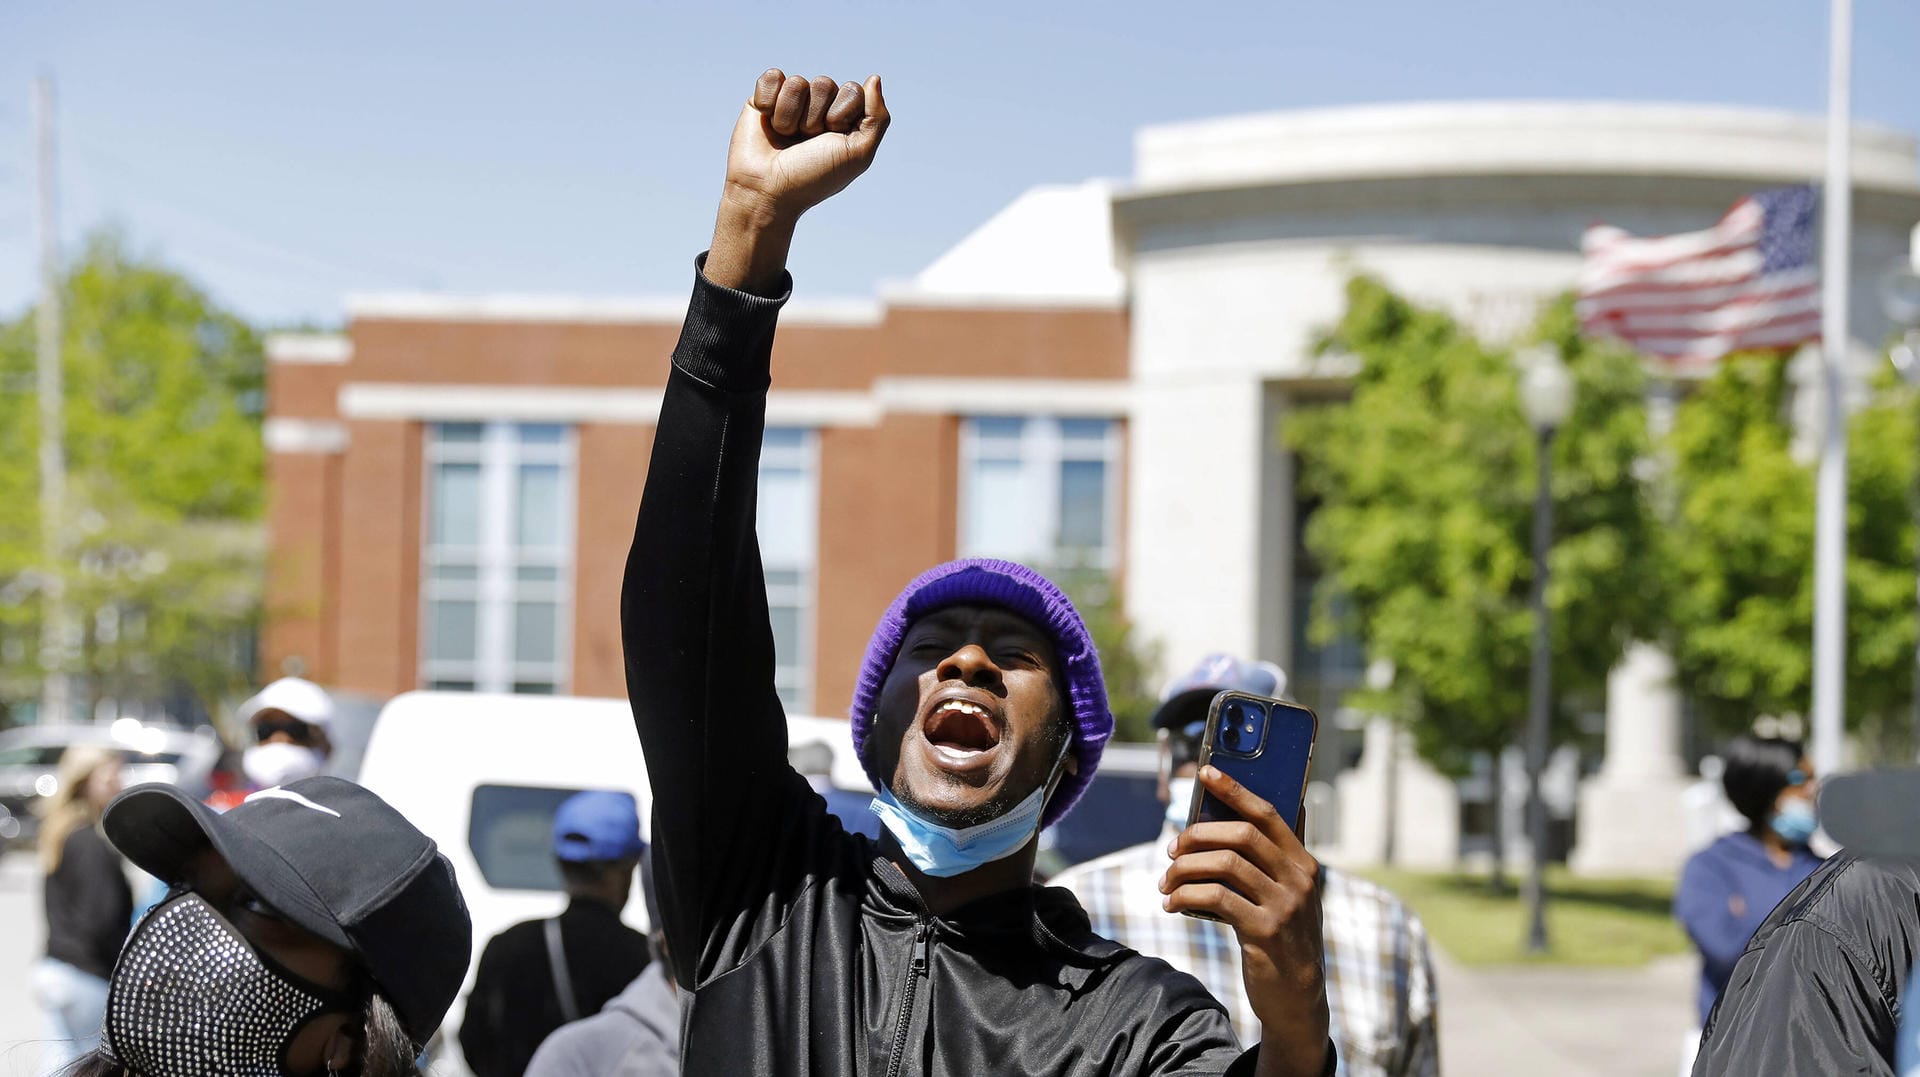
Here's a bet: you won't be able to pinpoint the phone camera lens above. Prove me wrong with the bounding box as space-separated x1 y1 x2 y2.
1220 702 1244 750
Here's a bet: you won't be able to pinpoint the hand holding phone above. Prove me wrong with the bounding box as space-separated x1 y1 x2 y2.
1161 764 1330 1071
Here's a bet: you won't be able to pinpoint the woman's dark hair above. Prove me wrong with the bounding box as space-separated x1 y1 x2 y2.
58 993 422 1077
1721 734 1805 827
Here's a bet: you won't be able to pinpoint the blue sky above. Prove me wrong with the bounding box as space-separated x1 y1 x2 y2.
2 1 1917 326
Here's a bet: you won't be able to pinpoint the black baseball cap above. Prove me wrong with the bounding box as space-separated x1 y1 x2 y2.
102 775 472 1044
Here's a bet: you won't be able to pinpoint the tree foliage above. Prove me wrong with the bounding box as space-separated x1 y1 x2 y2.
1285 278 1663 776
1058 570 1163 744
1667 355 1917 757
0 231 265 725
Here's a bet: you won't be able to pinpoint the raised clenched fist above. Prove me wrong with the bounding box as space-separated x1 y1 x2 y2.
722 69 889 227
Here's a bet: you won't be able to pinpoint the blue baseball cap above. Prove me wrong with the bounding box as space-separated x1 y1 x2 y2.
551 790 645 863
1151 653 1289 737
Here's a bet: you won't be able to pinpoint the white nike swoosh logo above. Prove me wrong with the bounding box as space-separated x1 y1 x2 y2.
245 787 342 818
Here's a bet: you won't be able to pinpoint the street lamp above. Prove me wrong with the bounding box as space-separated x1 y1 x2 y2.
1517 344 1574 955
1880 224 1920 756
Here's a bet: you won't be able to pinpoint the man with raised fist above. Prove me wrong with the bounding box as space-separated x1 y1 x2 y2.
622 69 1335 1077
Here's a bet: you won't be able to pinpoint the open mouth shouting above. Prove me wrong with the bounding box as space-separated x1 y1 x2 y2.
920 691 1004 773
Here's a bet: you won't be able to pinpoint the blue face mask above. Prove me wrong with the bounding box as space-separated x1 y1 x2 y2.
1771 796 1818 847
871 750 1068 879
1164 776 1196 832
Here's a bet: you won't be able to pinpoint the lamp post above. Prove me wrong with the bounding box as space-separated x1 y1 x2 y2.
1881 224 1920 756
1518 345 1574 955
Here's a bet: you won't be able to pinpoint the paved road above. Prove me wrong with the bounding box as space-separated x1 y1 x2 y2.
1436 949 1695 1076
0 847 1698 1076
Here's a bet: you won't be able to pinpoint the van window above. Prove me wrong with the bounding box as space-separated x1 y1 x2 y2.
469 784 587 891
0 746 66 766
1046 769 1164 868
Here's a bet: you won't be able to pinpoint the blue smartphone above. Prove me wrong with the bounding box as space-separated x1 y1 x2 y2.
1184 690 1318 837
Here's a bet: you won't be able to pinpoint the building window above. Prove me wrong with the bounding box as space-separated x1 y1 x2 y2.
758 428 817 713
422 422 574 694
959 417 1119 572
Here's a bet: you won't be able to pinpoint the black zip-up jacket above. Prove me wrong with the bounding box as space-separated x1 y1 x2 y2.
1693 852 1920 1076
622 262 1320 1077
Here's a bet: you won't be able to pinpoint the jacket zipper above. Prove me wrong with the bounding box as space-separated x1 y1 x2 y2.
883 920 931 1077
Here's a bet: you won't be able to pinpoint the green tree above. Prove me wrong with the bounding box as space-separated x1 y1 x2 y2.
1667 355 1917 758
1286 279 1663 877
1057 570 1163 744
0 231 265 725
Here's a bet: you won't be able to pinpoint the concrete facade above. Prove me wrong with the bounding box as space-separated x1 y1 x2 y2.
1114 103 1920 870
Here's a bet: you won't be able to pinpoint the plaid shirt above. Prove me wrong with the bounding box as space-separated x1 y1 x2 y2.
1050 827 1439 1077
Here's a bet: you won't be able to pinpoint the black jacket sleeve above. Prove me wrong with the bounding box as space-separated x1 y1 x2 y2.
620 258 836 988
1693 854 1920 1077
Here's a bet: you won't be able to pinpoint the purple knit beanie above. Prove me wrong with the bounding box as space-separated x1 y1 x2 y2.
849 558 1112 828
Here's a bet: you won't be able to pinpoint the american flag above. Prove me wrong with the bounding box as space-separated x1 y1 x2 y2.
1577 185 1820 365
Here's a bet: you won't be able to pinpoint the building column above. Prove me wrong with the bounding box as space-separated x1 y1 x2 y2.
1570 643 1692 876
1329 717 1460 870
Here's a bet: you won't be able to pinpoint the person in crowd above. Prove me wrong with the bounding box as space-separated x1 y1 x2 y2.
622 68 1334 1077
524 852 678 1077
1673 734 1823 1028
234 676 338 794
460 790 651 1077
31 746 129 1071
1052 655 1439 1076
1691 764 1920 1076
60 774 470 1077
1694 855 1920 1077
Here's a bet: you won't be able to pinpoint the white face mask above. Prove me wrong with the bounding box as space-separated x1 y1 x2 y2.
1164 776 1197 832
241 742 327 788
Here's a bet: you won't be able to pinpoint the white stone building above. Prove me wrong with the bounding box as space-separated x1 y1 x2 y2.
1105 102 1920 873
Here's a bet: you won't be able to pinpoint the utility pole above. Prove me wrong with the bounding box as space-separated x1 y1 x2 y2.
34 74 71 726
1811 0 1852 777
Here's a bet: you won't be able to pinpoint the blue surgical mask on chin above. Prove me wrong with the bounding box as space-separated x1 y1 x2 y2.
872 750 1069 879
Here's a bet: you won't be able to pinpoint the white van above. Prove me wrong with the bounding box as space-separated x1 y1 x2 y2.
355 691 873 1073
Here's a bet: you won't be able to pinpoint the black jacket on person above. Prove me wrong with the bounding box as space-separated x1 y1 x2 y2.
1693 852 1920 1076
622 262 1328 1077
459 898 652 1077
43 822 132 980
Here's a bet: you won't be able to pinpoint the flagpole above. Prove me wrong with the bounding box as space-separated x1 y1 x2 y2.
1811 0 1852 777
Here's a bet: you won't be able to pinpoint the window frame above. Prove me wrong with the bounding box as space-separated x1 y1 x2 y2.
420 422 577 694
758 426 819 713
957 415 1122 573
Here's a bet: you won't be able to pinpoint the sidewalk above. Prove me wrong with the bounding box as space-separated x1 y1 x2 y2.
0 851 51 1077
1437 950 1695 1076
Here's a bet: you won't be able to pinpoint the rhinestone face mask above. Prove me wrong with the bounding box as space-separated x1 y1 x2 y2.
104 891 360 1077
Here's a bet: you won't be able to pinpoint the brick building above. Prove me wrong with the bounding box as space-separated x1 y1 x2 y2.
262 181 1130 718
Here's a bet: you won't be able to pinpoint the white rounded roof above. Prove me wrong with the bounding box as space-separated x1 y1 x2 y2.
1132 101 1920 195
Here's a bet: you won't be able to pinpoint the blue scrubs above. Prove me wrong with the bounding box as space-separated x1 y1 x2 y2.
1675 830 1823 1025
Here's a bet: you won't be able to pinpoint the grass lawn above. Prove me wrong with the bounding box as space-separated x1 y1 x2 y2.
1353 866 1690 967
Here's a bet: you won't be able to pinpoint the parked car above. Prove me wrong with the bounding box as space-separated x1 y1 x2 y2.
0 721 223 848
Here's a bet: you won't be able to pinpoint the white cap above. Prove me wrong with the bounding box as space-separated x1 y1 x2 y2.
237 677 336 731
